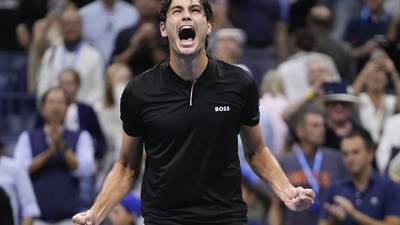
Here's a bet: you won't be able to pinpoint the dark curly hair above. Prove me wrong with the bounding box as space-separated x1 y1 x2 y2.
159 0 213 23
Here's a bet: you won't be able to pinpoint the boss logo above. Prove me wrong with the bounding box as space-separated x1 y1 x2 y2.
215 106 230 112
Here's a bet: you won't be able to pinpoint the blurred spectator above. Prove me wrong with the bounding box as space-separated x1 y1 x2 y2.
80 0 139 62
111 0 165 76
14 87 95 225
211 28 251 73
37 8 104 106
58 69 106 159
318 129 400 225
269 108 346 225
259 70 288 155
94 63 131 190
307 5 353 82
343 0 392 71
388 150 400 183
0 0 23 51
229 0 289 87
109 193 142 225
282 53 341 124
0 141 40 225
352 49 400 143
278 30 339 101
15 0 49 50
376 114 400 177
321 82 361 150
209 0 232 31
288 0 317 33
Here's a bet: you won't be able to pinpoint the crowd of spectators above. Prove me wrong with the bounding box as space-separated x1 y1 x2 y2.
1 0 400 225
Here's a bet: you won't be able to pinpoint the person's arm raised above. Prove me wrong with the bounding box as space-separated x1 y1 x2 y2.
72 133 143 225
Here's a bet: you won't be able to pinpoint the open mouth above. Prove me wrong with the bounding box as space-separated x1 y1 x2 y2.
179 25 196 43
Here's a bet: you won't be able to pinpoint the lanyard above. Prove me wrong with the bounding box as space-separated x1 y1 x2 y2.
60 42 83 70
294 146 323 195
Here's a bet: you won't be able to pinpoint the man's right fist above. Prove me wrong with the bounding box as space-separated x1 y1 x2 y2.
72 210 97 225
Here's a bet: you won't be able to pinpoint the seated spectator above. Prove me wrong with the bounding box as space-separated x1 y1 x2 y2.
14 87 95 225
37 8 104 106
343 0 392 71
80 0 139 62
109 193 142 225
278 30 339 101
259 70 288 155
211 28 250 73
321 82 361 150
94 63 133 191
59 69 105 159
282 54 340 125
0 141 40 225
318 129 400 225
352 49 400 143
376 113 400 177
111 0 165 76
269 108 346 225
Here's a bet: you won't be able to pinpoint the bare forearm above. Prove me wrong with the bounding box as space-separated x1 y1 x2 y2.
91 161 136 223
21 217 34 225
64 148 78 171
29 149 54 174
248 147 293 201
275 21 288 62
269 198 283 225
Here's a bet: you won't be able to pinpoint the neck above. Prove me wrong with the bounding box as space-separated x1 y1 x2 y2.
299 142 318 156
102 0 115 10
367 89 383 108
169 50 209 81
352 165 372 191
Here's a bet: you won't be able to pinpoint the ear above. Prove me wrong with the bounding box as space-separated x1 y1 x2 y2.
294 126 304 140
207 21 212 34
160 21 168 38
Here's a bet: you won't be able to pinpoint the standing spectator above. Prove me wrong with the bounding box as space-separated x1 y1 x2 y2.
307 5 353 82
37 8 104 106
269 109 346 225
111 0 165 76
14 87 95 225
344 0 392 71
318 129 400 225
80 0 139 62
352 50 400 143
229 0 289 87
0 141 40 225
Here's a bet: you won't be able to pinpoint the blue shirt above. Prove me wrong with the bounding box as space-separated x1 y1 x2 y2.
320 171 400 225
79 0 139 62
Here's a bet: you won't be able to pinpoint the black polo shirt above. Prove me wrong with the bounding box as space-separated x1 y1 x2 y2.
120 58 260 225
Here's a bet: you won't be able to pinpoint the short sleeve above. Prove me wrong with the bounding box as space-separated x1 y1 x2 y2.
241 77 260 126
120 80 144 137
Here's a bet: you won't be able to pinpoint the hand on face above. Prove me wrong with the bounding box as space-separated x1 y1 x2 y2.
284 187 315 211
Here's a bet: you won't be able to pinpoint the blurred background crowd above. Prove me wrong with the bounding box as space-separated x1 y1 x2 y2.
1 0 400 225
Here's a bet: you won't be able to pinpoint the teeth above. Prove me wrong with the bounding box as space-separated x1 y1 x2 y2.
180 25 193 30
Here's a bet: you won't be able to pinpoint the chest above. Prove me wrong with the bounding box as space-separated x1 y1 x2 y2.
140 81 245 136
